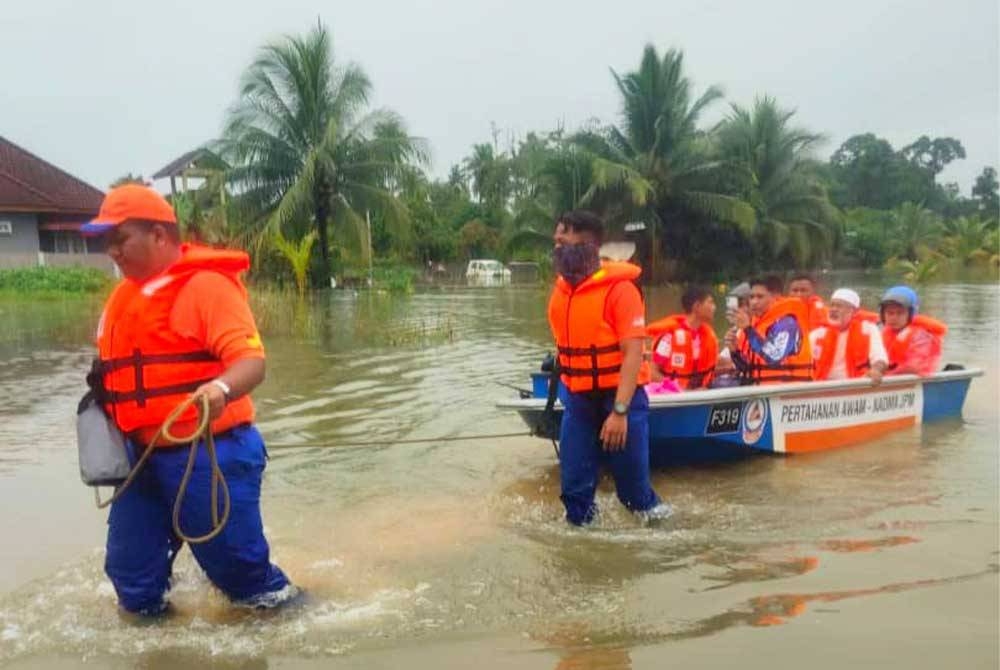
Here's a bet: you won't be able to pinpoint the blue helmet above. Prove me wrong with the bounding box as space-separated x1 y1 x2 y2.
880 285 919 321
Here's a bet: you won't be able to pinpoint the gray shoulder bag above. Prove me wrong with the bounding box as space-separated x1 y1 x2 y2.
76 391 130 487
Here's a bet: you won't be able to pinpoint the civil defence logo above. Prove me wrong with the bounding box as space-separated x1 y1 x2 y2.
741 398 768 445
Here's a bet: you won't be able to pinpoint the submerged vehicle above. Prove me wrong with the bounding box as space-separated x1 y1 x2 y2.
465 259 511 286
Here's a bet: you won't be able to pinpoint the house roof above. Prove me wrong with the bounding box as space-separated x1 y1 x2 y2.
0 136 104 215
152 147 228 180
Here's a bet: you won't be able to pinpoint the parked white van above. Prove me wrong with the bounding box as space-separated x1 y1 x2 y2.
465 259 511 286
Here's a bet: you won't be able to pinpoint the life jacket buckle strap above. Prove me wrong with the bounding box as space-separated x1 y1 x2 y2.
556 343 620 356
132 348 146 408
560 364 623 377
104 376 217 405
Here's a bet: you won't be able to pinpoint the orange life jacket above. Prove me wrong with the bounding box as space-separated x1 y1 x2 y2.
647 314 718 389
882 314 947 373
812 314 873 380
548 262 650 393
804 295 829 331
857 309 880 323
737 297 813 384
95 244 256 440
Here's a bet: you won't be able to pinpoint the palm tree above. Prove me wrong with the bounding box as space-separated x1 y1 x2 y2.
715 96 841 266
220 21 427 286
890 202 941 261
894 258 939 284
576 45 754 276
941 216 993 265
505 133 594 255
462 143 511 214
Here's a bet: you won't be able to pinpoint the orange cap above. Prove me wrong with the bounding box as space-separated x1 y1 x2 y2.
81 184 177 235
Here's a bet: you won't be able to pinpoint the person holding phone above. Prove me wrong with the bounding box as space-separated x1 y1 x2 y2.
726 276 813 384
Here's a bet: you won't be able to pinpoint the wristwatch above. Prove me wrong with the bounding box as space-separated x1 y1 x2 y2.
211 378 232 403
613 401 629 415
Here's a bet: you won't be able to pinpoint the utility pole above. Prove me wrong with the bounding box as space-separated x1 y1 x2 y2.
366 210 374 288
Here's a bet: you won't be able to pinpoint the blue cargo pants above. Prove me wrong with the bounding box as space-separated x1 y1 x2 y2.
558 387 661 525
104 424 290 615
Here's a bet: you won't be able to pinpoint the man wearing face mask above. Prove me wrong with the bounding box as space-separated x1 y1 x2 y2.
547 210 671 526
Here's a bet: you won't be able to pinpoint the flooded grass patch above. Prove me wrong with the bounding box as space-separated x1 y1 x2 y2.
250 286 456 347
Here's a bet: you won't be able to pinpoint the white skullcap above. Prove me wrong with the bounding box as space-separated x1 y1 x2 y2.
830 288 860 308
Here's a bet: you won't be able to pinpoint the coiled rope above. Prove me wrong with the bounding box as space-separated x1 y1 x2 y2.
94 394 230 545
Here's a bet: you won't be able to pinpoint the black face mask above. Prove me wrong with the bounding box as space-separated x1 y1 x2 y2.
553 242 600 286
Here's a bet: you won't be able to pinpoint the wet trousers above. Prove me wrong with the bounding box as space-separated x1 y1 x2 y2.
557 388 661 525
104 424 290 614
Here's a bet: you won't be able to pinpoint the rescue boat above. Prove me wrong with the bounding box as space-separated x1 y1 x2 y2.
497 366 981 466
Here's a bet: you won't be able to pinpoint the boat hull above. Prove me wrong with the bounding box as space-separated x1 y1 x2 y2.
501 369 980 466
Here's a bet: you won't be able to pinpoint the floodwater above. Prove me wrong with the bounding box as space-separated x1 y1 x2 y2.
0 280 997 669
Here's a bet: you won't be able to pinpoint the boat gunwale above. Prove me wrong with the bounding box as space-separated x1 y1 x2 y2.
496 368 983 411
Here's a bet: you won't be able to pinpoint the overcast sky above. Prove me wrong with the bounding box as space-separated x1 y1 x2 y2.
2 0 997 195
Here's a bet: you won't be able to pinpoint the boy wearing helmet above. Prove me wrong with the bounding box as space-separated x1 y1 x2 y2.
880 286 948 376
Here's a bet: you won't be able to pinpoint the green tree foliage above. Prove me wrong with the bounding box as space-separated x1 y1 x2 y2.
899 136 966 176
203 23 993 287
463 143 512 215
0 266 111 293
400 174 461 262
941 216 994 265
715 96 840 268
829 134 932 210
889 202 941 261
972 167 999 218
220 21 426 286
505 132 594 256
575 45 755 276
828 133 975 218
890 258 940 284
458 219 500 258
841 208 894 267
272 230 317 294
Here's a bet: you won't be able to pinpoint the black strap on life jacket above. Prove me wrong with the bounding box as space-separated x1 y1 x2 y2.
557 276 638 392
556 343 621 356
94 348 219 408
749 361 814 383
96 349 217 373
668 363 716 389
101 377 217 406
557 343 622 391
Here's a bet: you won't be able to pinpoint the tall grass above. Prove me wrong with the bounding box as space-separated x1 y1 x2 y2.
0 266 112 295
250 284 455 345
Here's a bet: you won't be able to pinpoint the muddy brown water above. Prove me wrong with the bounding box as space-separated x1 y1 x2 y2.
0 281 996 669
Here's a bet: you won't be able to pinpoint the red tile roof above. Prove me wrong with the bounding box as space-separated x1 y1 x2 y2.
0 136 104 215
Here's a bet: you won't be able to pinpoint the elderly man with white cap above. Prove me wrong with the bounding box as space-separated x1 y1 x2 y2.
809 288 888 384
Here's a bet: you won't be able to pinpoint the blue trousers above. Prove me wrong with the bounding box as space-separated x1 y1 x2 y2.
105 424 290 614
558 388 660 525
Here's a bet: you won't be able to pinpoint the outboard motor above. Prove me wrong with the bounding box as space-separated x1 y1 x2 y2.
540 352 555 373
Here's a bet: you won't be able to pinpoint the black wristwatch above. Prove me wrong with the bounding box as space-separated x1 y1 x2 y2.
613 401 629 415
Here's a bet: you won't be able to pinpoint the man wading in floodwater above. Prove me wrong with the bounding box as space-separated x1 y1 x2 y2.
81 185 296 615
546 210 672 526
